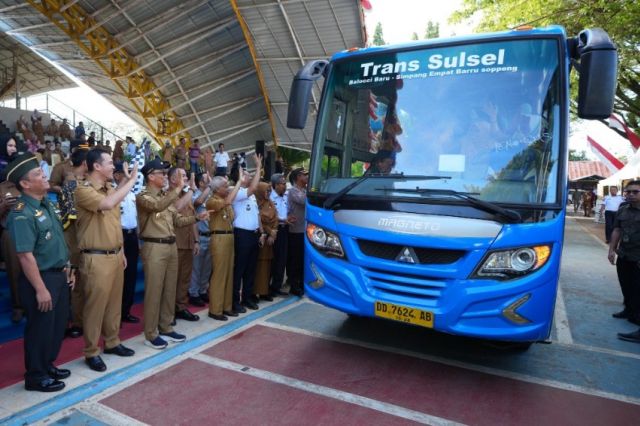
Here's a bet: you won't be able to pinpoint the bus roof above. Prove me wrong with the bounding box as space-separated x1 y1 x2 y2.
332 25 568 61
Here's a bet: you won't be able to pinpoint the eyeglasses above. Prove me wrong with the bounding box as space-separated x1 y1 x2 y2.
624 189 640 195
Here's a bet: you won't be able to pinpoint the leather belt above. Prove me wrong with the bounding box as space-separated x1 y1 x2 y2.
41 267 66 272
141 237 176 244
278 223 288 228
81 248 121 255
208 230 233 235
122 228 137 235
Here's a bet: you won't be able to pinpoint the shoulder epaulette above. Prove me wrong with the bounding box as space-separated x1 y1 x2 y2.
12 201 25 212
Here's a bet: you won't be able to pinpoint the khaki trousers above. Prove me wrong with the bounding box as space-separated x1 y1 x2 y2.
209 234 233 315
254 245 273 296
142 242 178 340
1 230 22 312
175 248 193 311
64 223 83 327
80 251 124 357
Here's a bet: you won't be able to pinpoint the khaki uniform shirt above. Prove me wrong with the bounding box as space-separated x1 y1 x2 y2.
206 195 235 232
136 187 196 239
74 178 123 250
175 198 196 250
0 180 21 229
49 159 74 189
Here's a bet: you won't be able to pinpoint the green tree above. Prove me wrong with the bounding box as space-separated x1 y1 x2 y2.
424 21 440 39
410 32 419 41
568 149 589 161
277 146 309 174
450 0 640 131
373 22 386 46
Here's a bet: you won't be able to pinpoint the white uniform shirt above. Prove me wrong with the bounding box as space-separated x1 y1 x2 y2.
232 187 260 231
120 189 138 230
603 195 624 212
214 151 230 168
270 190 288 222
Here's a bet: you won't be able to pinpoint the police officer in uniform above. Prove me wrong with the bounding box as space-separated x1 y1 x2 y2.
609 180 640 343
75 149 138 372
6 153 74 392
269 173 290 297
137 159 209 349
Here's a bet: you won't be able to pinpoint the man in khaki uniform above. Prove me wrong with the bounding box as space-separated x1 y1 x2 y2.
206 175 242 320
137 159 208 349
59 148 88 338
75 148 138 372
169 168 200 322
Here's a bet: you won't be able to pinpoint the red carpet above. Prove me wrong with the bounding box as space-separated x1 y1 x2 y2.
0 304 145 389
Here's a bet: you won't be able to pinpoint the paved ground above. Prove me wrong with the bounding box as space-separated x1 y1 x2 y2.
0 216 638 425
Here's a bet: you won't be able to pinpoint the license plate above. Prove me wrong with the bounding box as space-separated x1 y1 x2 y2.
374 301 433 328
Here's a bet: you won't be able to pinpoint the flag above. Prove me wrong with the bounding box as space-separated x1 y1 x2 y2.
609 114 640 151
586 135 624 173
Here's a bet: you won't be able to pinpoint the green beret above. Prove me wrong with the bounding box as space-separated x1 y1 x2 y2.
4 153 40 185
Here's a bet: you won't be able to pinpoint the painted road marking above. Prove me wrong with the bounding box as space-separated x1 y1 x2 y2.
0 297 299 426
192 353 465 426
264 322 640 407
553 283 574 344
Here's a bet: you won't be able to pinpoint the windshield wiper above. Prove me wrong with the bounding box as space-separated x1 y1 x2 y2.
391 188 522 223
323 174 450 210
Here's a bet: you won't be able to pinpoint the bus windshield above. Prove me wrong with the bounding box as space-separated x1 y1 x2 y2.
311 38 562 207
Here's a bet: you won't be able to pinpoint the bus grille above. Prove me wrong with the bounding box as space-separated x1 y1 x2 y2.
357 240 465 264
363 268 445 300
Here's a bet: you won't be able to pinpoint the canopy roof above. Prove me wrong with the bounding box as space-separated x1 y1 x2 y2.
0 31 74 100
0 0 365 151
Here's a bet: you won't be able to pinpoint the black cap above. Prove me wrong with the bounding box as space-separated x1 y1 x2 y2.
3 153 40 185
70 139 89 151
288 167 308 184
141 158 170 177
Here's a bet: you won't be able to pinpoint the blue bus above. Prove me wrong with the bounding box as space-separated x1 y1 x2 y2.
287 26 617 347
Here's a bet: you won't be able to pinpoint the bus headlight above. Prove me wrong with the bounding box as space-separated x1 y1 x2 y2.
306 223 345 258
471 245 551 280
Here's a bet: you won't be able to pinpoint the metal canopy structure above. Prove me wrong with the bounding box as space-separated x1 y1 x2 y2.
0 32 74 101
0 0 366 151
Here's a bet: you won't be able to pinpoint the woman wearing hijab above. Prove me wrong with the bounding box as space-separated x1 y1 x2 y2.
112 140 125 162
253 181 278 303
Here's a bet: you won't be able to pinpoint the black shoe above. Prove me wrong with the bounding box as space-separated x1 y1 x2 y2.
271 290 288 297
208 313 228 321
628 316 640 326
617 329 640 343
189 296 205 307
289 288 304 297
612 310 630 319
85 356 107 372
104 344 135 357
232 305 246 314
242 300 259 310
122 314 140 323
200 293 209 304
175 309 200 322
48 366 71 380
65 326 83 338
260 295 274 302
223 310 238 317
25 377 65 392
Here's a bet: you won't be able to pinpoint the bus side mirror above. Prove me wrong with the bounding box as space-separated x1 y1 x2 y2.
574 28 617 119
287 60 328 129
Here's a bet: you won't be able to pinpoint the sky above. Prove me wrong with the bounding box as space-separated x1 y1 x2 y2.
362 0 634 162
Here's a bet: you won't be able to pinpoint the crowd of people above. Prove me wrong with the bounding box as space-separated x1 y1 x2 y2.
0 132 308 393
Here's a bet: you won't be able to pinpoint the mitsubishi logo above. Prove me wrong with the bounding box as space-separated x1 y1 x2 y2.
396 247 419 264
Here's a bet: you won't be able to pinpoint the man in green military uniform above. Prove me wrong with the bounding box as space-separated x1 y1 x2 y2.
6 153 75 392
